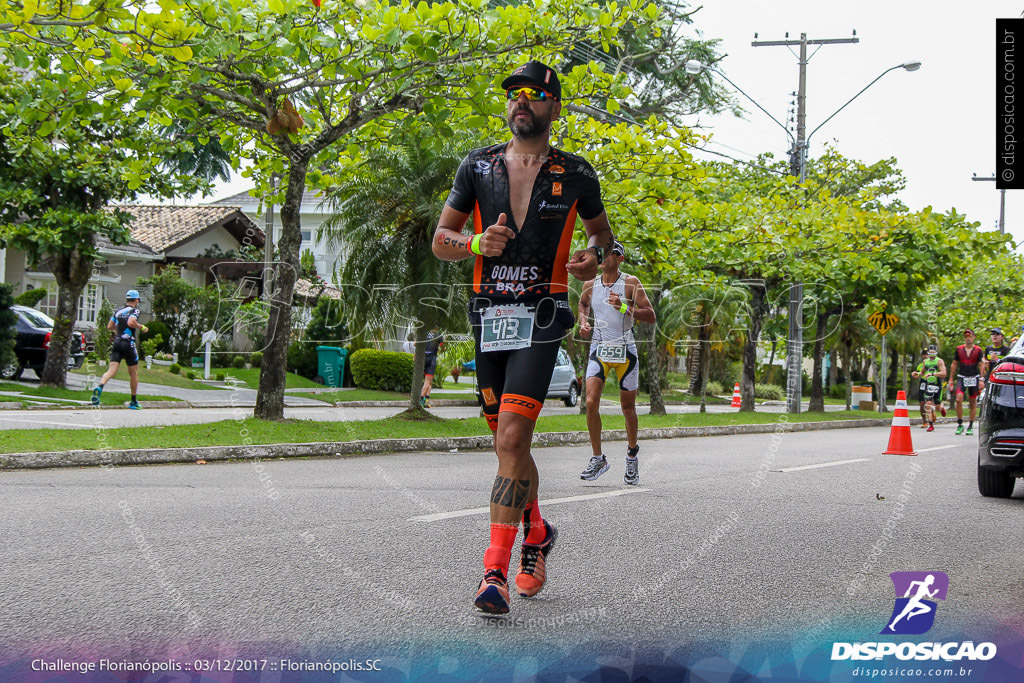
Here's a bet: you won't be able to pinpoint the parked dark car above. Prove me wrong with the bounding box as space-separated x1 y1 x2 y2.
977 333 1024 497
1 305 86 380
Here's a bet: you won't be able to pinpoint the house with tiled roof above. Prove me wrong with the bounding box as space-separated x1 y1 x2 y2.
207 188 338 279
0 205 263 330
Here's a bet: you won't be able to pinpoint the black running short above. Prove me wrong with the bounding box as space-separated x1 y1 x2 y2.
471 297 574 430
110 338 139 366
424 354 438 377
919 382 941 403
954 375 981 399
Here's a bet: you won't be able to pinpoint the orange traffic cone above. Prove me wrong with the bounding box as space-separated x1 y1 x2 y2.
883 390 917 456
731 382 742 408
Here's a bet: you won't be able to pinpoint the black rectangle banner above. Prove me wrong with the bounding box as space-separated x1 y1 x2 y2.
997 18 1024 189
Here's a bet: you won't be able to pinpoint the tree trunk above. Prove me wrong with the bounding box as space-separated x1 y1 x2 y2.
408 323 429 413
41 248 92 387
698 338 711 413
843 340 854 410
643 288 665 415
829 342 840 387
255 162 308 420
808 313 832 412
762 338 776 384
741 282 768 412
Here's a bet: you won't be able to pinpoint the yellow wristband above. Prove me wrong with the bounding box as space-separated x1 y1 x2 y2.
619 302 628 314
470 234 483 256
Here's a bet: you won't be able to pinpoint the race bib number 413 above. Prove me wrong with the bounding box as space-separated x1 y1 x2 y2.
480 305 534 352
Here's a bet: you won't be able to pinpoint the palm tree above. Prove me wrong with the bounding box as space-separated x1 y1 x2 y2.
320 135 472 415
158 120 232 184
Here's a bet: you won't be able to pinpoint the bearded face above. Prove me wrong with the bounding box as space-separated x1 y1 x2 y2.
506 97 557 139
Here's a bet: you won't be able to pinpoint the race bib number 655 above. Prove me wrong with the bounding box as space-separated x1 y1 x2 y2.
480 305 534 352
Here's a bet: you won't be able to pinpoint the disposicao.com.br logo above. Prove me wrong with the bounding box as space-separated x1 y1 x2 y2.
832 571 997 663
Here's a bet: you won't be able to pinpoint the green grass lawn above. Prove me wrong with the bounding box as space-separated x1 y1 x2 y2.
72 362 319 391
288 388 415 402
0 409 887 454
71 363 221 390
219 367 323 390
0 382 179 406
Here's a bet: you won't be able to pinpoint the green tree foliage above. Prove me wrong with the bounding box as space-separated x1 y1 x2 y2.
321 132 470 414
0 51 201 388
4 0 702 417
139 269 231 361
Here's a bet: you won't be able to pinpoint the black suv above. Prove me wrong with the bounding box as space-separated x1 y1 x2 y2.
1 305 86 380
977 334 1024 497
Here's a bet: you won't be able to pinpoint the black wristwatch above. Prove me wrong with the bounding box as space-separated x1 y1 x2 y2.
589 245 604 265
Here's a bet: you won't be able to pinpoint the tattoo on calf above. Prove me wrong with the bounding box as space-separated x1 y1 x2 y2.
490 476 531 509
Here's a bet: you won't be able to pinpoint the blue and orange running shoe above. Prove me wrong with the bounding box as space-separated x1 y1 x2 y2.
474 569 510 614
515 521 557 598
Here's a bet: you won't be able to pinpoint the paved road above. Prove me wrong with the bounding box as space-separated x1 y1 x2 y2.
1 426 1019 680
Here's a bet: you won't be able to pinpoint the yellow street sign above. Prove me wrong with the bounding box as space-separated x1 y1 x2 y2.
868 311 900 336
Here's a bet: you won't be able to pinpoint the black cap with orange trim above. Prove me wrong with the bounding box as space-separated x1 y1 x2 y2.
501 60 562 101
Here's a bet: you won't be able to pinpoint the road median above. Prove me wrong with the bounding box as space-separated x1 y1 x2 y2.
0 417 897 470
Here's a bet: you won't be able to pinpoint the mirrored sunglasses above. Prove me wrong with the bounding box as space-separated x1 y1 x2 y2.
506 87 553 102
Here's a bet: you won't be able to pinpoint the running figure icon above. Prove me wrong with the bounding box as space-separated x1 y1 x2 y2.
881 571 949 635
887 575 938 631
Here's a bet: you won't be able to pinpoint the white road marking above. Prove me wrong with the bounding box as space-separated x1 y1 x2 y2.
0 417 92 429
776 458 870 473
410 488 652 522
916 445 960 453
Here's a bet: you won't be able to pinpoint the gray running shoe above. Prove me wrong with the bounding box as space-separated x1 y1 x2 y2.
580 455 609 481
624 457 639 485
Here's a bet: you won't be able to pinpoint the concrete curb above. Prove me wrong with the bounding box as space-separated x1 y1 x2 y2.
0 416 902 471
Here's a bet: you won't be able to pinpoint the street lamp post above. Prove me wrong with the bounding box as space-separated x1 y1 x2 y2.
685 58 920 413
970 174 1005 234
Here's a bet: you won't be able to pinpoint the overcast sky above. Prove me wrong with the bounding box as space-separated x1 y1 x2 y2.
678 0 1024 250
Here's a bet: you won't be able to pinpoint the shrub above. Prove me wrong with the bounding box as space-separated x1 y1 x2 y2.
754 383 784 401
287 340 318 378
93 299 114 361
349 348 415 392
829 382 847 399
140 333 164 360
142 319 172 352
13 287 48 308
0 284 16 373
187 370 196 380
216 372 225 381
232 355 245 369
702 380 725 396
250 351 263 367
169 363 181 375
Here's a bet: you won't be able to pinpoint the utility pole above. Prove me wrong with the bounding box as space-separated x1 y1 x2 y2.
263 174 277 303
753 31 859 414
971 174 1005 234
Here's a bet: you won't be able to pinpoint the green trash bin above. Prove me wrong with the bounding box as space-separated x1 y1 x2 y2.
316 346 348 387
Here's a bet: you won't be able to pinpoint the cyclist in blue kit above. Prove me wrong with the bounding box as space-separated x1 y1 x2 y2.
432 60 614 614
92 290 148 409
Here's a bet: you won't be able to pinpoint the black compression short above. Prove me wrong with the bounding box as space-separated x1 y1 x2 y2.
110 338 138 366
471 298 574 430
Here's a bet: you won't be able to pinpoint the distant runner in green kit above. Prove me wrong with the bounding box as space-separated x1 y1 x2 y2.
911 345 946 432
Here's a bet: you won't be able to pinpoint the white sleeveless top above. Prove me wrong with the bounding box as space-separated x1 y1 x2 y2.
591 272 635 346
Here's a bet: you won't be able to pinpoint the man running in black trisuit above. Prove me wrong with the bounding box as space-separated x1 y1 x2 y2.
432 60 613 614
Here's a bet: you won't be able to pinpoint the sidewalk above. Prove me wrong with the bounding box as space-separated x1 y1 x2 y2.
60 374 333 407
